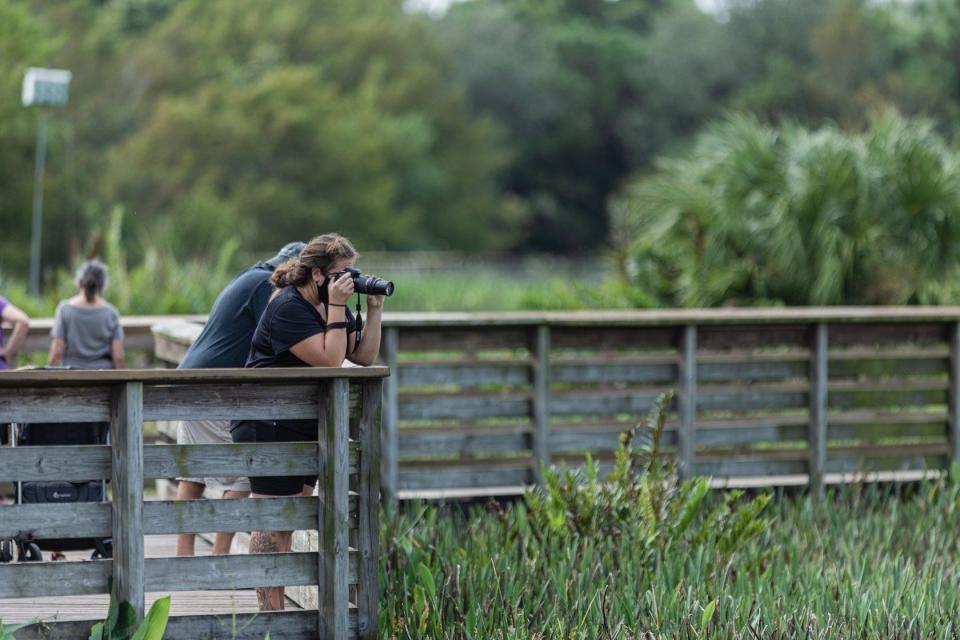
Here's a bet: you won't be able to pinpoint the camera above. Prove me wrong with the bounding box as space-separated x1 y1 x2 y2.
331 267 394 296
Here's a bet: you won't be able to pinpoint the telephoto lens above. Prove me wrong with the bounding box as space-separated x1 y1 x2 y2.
354 273 394 296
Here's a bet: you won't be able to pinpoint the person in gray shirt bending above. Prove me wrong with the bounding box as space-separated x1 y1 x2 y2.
48 260 124 370
174 241 305 557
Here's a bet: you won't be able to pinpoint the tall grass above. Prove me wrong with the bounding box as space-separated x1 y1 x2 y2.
0 207 243 317
380 396 960 638
1 231 648 316
382 477 960 639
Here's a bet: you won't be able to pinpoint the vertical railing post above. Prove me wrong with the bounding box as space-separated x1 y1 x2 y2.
532 324 551 485
381 327 399 509
355 379 382 640
949 322 960 466
111 381 144 621
677 325 697 481
319 378 350 640
809 323 829 498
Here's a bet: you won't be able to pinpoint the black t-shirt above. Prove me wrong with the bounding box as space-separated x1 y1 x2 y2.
246 285 356 368
179 263 274 369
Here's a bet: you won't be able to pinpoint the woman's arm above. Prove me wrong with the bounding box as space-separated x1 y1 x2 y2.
48 337 65 366
288 329 349 367
346 303 382 366
288 303 350 367
111 339 125 369
1 303 30 363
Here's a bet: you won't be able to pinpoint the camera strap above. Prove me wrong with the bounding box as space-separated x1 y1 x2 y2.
354 293 363 352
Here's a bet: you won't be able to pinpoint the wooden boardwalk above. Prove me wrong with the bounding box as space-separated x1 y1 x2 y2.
0 534 299 625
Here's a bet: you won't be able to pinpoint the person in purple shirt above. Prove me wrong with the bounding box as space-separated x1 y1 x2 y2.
0 297 30 370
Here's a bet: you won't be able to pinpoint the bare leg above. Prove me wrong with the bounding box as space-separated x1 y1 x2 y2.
174 480 205 557
250 527 294 610
211 489 251 555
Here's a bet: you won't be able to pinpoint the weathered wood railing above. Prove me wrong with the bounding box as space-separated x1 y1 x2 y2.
155 307 960 500
0 368 386 640
6 315 207 367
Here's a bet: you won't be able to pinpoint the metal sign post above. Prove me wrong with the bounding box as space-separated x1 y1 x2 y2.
22 67 71 296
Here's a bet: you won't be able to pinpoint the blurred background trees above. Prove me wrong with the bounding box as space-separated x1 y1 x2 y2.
2 0 960 308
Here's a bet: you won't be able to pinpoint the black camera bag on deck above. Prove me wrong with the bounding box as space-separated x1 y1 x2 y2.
16 420 112 556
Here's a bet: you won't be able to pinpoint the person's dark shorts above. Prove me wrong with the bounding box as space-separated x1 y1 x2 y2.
230 419 319 496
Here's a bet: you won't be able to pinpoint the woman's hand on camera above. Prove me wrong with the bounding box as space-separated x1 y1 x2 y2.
363 274 386 310
328 272 354 305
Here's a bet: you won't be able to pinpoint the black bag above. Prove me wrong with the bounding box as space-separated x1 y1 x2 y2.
12 419 112 559
20 480 104 504
17 421 109 446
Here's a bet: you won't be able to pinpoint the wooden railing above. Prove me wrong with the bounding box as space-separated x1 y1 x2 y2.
99 307 960 501
0 368 386 640
16 315 207 357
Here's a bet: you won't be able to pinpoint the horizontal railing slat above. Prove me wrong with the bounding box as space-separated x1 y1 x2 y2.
399 429 530 457
0 442 358 481
551 361 676 385
145 552 358 591
0 502 110 538
0 387 111 423
143 496 357 535
827 388 947 409
399 362 532 387
697 385 808 412
142 384 319 421
142 442 358 479
549 388 663 416
0 445 111 481
399 393 530 420
0 558 362 618
550 429 638 453
0 560 110 598
400 463 531 490
696 458 810 477
698 361 807 382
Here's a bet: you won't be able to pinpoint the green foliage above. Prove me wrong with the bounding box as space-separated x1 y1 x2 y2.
442 0 719 252
526 392 772 561
620 110 960 307
382 393 773 638
88 581 169 640
0 619 36 640
5 0 960 301
0 0 61 273
382 471 960 637
0 206 237 317
6 0 526 277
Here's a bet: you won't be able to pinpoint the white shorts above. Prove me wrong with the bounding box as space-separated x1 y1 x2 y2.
176 419 251 494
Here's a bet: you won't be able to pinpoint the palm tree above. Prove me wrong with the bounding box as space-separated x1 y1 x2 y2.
619 110 960 307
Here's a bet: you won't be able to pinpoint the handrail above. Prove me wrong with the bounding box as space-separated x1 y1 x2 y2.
0 367 390 385
13 306 960 336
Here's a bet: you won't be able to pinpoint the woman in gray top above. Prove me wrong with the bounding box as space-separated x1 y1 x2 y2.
48 261 125 369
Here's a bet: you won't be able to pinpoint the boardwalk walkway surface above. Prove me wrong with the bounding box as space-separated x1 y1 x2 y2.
0 533 298 625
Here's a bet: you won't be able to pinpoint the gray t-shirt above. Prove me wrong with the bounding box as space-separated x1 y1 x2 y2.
51 302 124 369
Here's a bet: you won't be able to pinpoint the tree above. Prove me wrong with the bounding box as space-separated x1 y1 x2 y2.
619 111 960 306
97 0 524 255
0 1 60 276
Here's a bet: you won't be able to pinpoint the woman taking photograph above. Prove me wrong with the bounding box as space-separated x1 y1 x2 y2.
48 260 125 369
231 233 384 611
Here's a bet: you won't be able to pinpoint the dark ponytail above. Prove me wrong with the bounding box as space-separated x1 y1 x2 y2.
271 234 358 289
75 260 108 303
